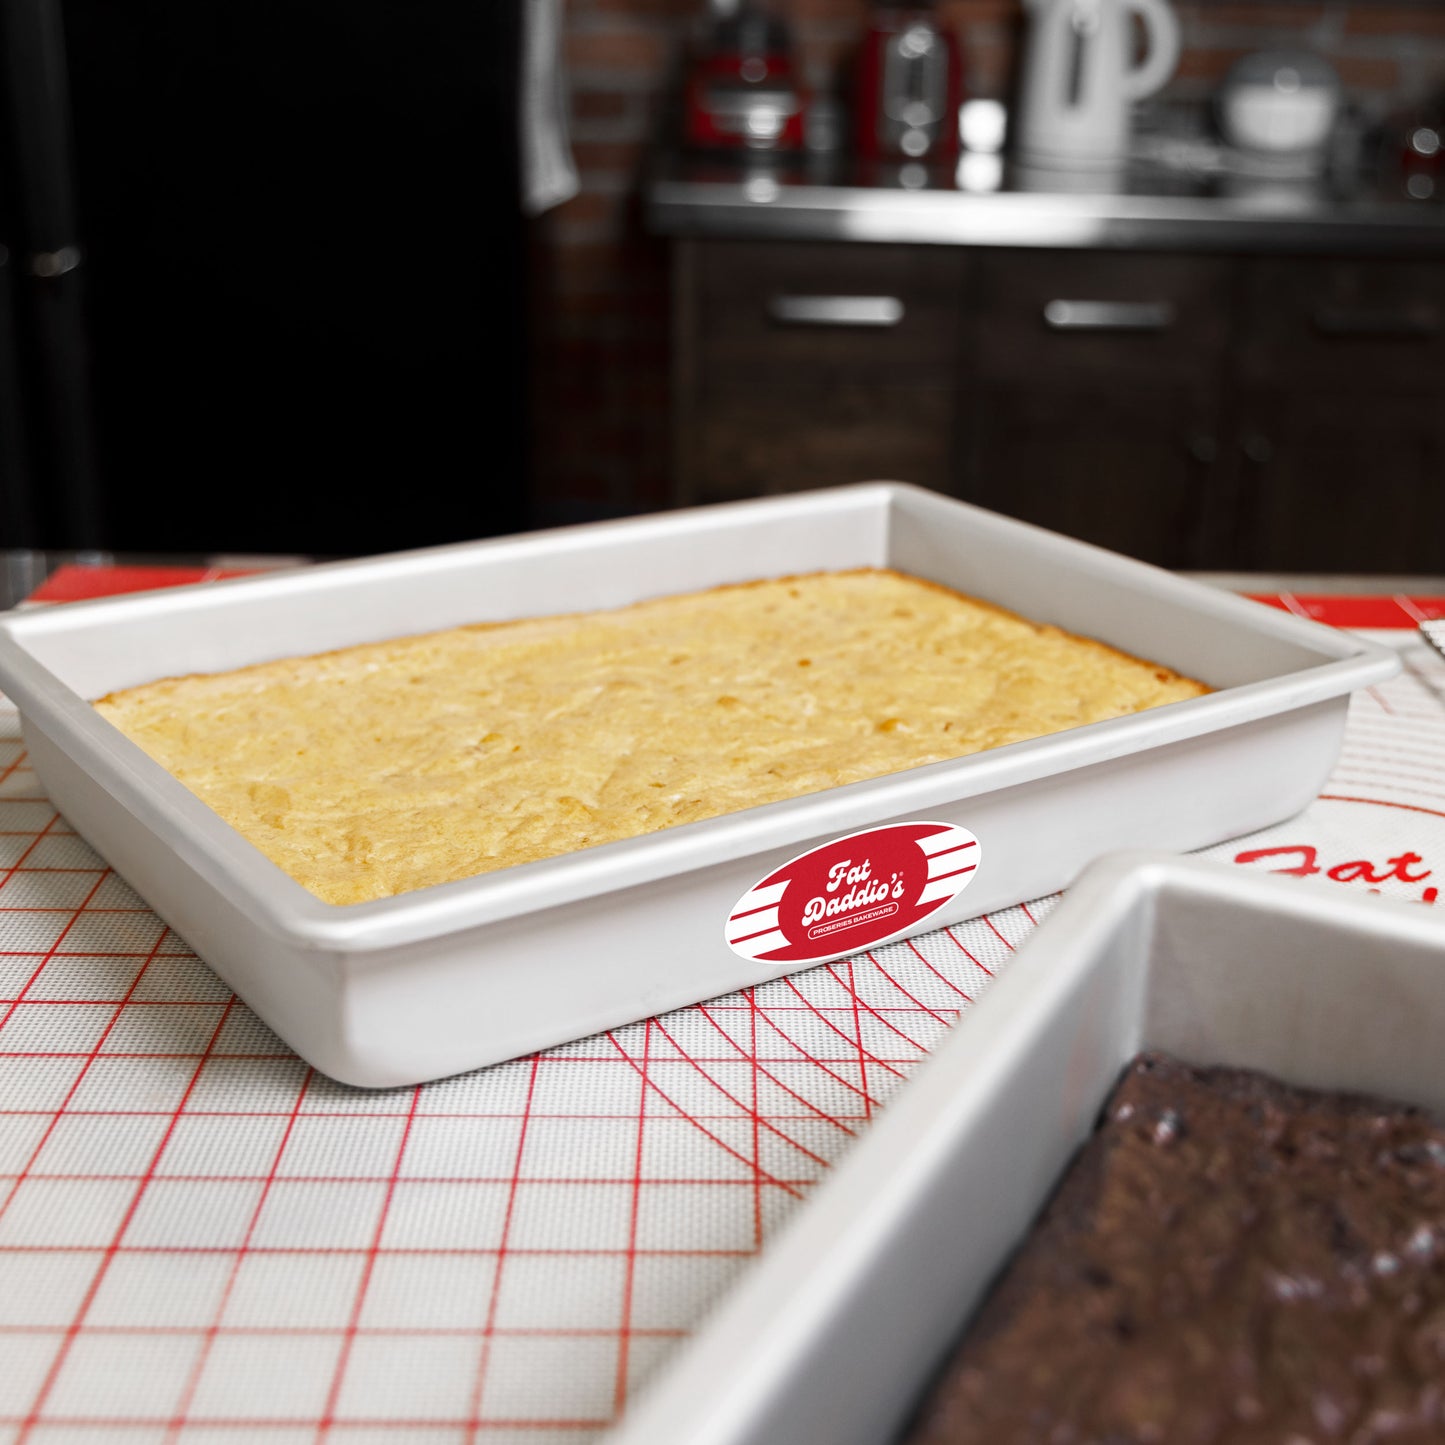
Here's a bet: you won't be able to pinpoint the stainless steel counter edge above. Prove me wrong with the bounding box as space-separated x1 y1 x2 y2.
646 174 1445 252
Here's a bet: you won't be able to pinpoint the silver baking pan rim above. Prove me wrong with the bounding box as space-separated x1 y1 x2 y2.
0 485 1399 953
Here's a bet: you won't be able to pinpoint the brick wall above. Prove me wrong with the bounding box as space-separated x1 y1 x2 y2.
1169 3 1445 100
529 0 1445 524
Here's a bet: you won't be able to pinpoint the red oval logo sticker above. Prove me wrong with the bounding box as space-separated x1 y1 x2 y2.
725 821 981 966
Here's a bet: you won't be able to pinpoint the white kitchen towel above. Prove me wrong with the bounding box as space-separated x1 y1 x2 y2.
520 0 580 216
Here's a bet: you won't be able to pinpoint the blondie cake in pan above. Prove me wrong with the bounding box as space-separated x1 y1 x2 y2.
95 568 1206 906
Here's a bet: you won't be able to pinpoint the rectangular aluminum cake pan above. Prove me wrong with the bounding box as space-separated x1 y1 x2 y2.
0 484 1398 1087
611 854 1445 1445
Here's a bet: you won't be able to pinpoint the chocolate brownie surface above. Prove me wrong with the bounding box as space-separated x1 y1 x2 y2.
904 1051 1445 1444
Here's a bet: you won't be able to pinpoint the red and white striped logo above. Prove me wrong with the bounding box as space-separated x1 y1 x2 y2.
725 821 981 966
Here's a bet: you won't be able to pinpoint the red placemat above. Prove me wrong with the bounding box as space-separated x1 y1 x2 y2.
27 565 258 606
1245 592 1445 629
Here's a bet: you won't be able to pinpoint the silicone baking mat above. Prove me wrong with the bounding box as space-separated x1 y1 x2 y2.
1 577 1444 1443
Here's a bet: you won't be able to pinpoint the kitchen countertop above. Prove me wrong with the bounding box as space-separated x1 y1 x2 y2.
2 561 1445 1440
646 148 1445 252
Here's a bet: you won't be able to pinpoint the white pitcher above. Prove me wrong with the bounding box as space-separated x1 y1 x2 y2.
1014 0 1181 165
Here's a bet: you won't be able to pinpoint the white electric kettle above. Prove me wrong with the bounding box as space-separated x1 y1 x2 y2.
1015 0 1181 165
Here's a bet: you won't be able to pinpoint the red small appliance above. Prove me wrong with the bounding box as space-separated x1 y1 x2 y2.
684 3 808 152
854 0 963 159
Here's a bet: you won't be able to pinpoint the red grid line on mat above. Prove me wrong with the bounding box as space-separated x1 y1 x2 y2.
0 756 33 807
0 950 173 958
649 1015 831 1172
601 1029 807 1199
466 1052 540 1436
6 1176 828 1191
779 972 901 1093
164 1064 316 1441
748 990 763 1252
2 1416 608 1432
0 865 149 873
15 995 239 1441
0 920 171 1225
0 1245 769 1259
867 949 958 1026
2 1324 689 1339
0 1054 928 1069
842 958 874 1122
825 960 929 1054
946 927 991 974
0 1112 871 1126
0 909 161 917
982 914 1019 953
0 999 218 1007
612 1019 651 1420
694 1000 859 1144
316 1084 423 1441
1319 793 1445 823
0 816 72 1032
905 937 974 1005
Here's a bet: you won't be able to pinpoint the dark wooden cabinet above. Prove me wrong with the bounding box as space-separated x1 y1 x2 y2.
960 252 1230 566
1224 257 1445 572
672 238 1445 571
688 385 955 502
1229 389 1445 573
963 383 1218 568
689 240 964 384
1236 258 1445 390
674 240 963 504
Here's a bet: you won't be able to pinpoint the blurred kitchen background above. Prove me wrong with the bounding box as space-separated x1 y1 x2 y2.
3 0 1445 571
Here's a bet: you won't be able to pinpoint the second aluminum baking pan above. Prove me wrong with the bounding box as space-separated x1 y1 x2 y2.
611 854 1445 1445
0 484 1399 1086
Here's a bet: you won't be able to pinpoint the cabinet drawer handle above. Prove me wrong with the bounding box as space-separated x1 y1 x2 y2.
1311 304 1440 338
1185 433 1218 464
1043 300 1175 332
766 295 905 328
1240 433 1274 465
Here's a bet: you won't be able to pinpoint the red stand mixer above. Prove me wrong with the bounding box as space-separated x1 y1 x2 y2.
684 1 808 152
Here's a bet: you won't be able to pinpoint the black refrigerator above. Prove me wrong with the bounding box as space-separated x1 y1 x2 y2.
0 0 555 555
